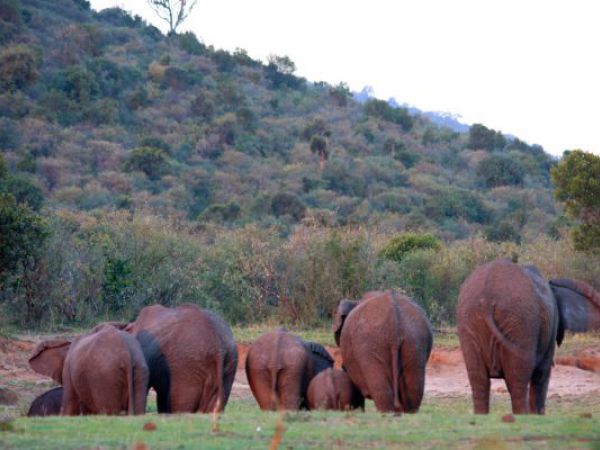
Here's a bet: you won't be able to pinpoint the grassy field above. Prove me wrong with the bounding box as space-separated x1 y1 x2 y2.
1 329 599 449
1 396 599 449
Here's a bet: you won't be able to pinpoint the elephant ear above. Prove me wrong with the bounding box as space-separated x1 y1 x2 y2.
332 299 358 346
550 278 600 346
29 340 71 384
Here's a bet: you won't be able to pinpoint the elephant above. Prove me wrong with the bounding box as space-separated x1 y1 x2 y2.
246 329 333 410
333 290 433 413
307 368 364 411
456 258 600 415
125 303 238 413
27 387 63 417
29 324 149 415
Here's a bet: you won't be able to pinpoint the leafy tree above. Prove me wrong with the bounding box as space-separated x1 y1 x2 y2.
551 150 600 251
364 98 413 131
328 82 351 107
0 175 44 211
146 0 198 34
199 202 241 223
176 31 205 55
0 45 39 92
380 233 441 263
476 153 525 187
0 193 48 281
310 135 328 172
271 192 306 222
0 154 7 178
468 123 507 151
265 54 303 89
484 221 521 244
124 146 170 179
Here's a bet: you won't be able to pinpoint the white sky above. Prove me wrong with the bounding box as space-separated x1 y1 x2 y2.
90 0 600 156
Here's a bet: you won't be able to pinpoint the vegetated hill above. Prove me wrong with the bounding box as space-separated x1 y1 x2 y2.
1 0 559 243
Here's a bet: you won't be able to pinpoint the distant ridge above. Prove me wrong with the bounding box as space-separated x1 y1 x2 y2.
354 86 470 133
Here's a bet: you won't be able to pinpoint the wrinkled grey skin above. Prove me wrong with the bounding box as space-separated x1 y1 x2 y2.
333 291 433 413
246 329 333 410
457 259 600 415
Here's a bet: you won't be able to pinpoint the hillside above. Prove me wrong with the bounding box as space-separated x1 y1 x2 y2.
0 0 558 240
1 0 581 330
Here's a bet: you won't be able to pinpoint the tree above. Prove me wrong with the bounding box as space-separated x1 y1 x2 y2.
0 194 48 281
0 45 39 92
310 135 328 172
551 149 600 251
124 146 170 179
476 153 525 187
146 0 198 34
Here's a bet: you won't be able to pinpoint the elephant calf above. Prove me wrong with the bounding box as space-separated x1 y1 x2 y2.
27 387 63 417
246 329 333 410
307 368 364 411
29 324 149 415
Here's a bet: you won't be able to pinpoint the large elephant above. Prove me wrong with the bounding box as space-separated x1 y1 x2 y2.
457 258 600 414
307 368 364 411
246 329 333 410
29 324 149 415
27 387 63 417
333 290 433 413
126 304 237 413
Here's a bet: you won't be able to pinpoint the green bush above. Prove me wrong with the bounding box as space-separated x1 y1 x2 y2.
379 233 441 263
0 45 39 92
124 147 170 179
476 153 525 187
271 192 306 222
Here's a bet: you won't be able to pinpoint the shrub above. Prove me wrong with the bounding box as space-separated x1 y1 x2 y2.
425 189 491 224
271 192 306 222
364 98 413 131
0 45 39 92
176 31 205 55
124 147 170 179
199 202 241 223
379 233 441 263
476 153 525 187
0 175 44 210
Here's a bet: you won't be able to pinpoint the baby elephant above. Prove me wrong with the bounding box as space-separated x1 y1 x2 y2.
27 387 63 416
307 368 364 411
29 324 149 415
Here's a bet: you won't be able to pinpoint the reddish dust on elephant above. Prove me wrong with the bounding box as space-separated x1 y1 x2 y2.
457 258 600 415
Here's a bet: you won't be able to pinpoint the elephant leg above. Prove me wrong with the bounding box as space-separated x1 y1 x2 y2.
365 371 396 413
460 338 490 414
170 380 202 413
400 360 427 413
61 372 80 416
278 371 303 410
503 357 532 415
529 364 552 414
134 366 149 414
250 370 277 411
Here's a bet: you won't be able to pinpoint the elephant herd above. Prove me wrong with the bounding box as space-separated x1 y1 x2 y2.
26 258 600 417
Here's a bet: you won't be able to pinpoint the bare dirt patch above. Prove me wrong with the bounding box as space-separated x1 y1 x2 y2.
2 336 599 408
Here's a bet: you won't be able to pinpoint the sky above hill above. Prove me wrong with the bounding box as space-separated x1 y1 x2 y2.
90 0 600 157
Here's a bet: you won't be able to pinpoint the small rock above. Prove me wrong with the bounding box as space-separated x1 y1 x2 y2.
143 421 157 431
501 414 515 423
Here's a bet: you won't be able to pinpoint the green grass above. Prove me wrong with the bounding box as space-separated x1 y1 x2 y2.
232 323 336 346
1 397 599 449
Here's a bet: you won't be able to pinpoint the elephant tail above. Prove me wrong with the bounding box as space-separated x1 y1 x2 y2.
325 369 337 409
484 302 531 364
126 355 135 415
214 352 224 414
270 367 282 410
390 343 401 412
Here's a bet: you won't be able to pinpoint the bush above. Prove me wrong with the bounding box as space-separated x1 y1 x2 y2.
425 189 491 224
271 192 306 222
0 45 39 92
364 99 413 131
199 202 241 223
476 153 525 187
176 31 205 55
124 147 170 179
379 233 441 263
0 175 44 210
